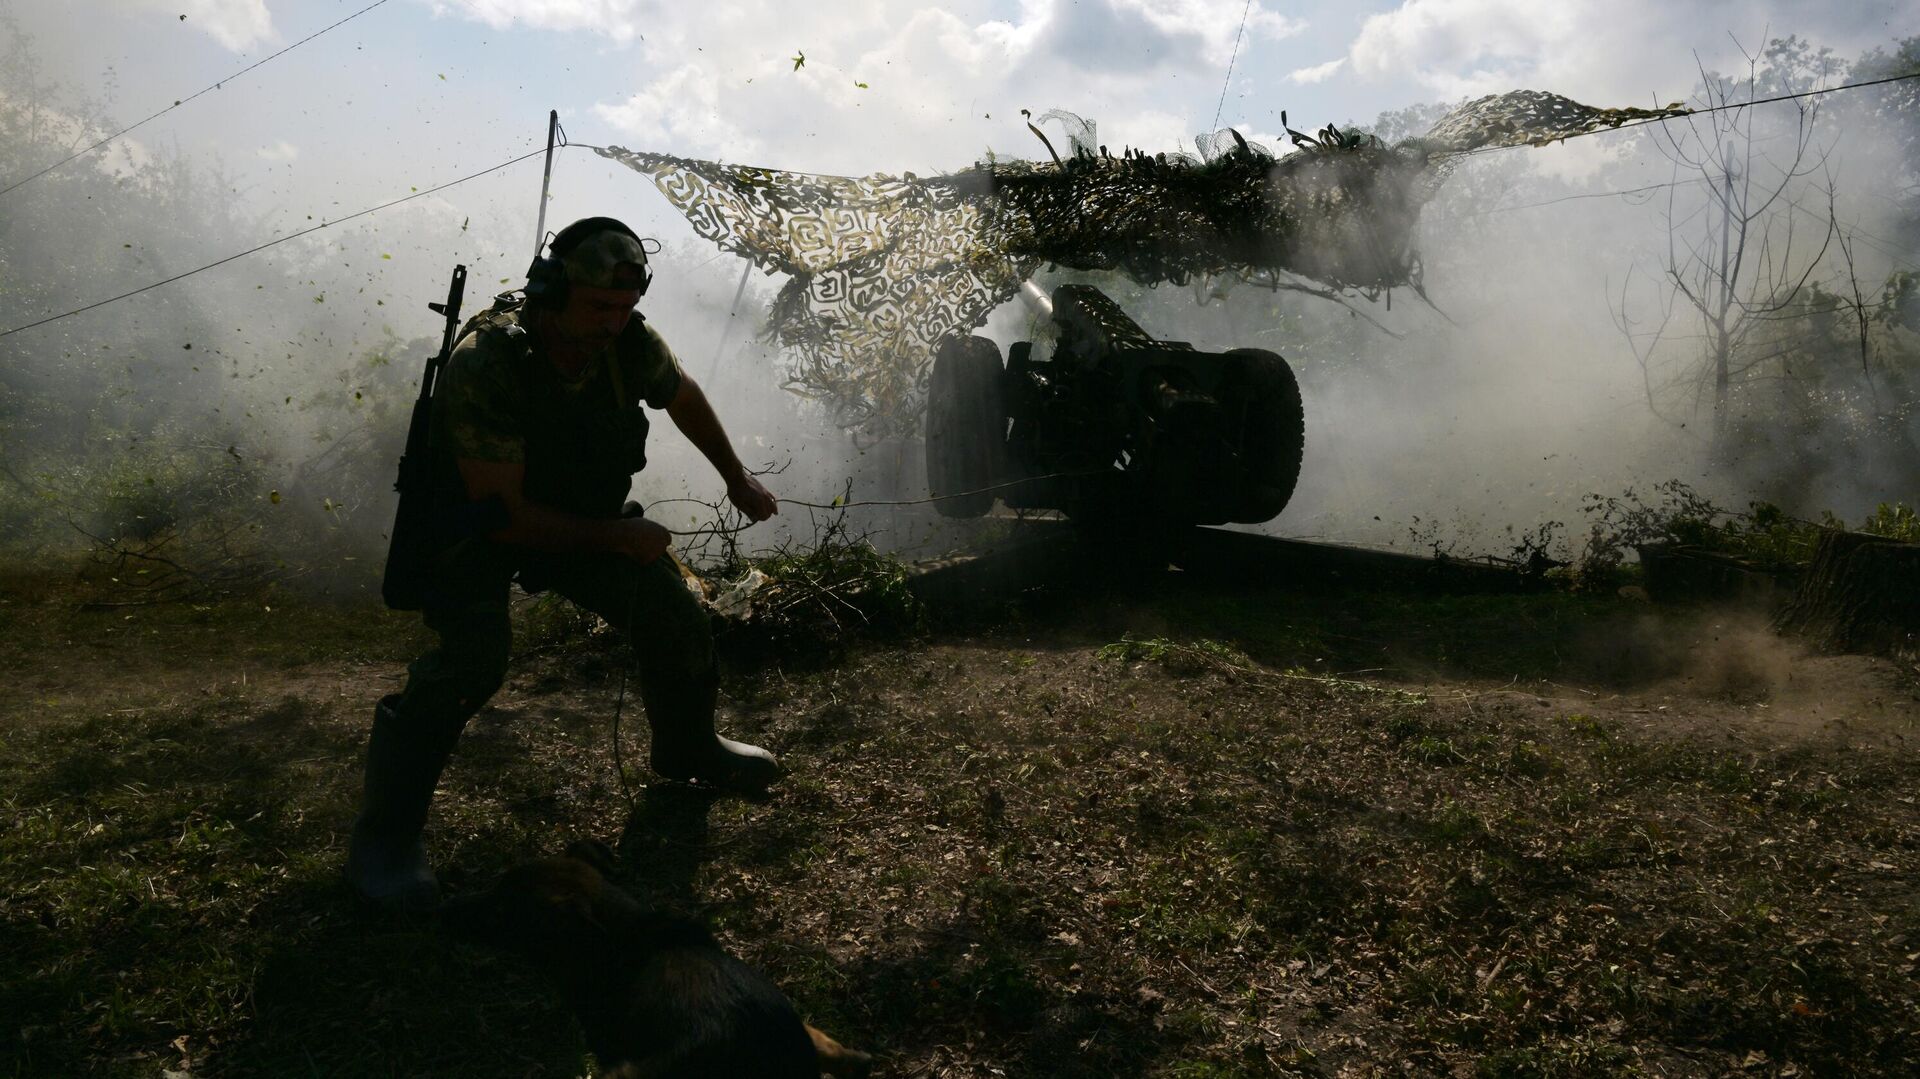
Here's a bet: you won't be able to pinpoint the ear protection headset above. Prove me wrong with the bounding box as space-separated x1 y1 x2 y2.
524 216 652 310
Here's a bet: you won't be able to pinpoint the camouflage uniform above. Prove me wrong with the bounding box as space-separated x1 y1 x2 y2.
351 221 775 912
395 300 714 747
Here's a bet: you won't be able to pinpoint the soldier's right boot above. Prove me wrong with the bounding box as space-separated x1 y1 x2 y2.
647 672 781 794
346 694 457 911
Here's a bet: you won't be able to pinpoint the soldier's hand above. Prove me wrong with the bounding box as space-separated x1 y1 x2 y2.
727 473 778 522
616 517 673 565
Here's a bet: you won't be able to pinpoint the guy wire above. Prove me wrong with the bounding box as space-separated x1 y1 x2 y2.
1456 69 1920 158
0 0 397 199
1213 0 1254 133
0 144 553 340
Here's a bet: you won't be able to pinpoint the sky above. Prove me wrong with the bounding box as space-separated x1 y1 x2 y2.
9 0 1914 274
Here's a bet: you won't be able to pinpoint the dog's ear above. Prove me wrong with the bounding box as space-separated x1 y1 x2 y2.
564 837 619 876
541 887 608 935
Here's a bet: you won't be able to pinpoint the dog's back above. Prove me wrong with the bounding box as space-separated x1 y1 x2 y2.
581 914 816 1078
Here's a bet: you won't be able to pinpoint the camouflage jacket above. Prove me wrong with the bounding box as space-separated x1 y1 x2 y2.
429 296 685 522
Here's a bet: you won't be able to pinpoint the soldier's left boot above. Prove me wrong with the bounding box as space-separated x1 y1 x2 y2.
346 694 459 911
647 672 781 793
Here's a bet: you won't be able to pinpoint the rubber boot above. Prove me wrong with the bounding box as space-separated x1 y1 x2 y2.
646 673 781 793
346 694 457 911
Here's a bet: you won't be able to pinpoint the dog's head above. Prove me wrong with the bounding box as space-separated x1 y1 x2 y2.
440 839 627 952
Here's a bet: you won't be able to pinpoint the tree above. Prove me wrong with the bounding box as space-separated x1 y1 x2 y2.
1608 35 1920 512
1616 37 1839 457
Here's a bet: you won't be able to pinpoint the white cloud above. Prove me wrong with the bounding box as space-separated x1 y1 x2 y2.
594 63 763 160
1347 0 1589 99
431 0 1303 60
134 0 276 52
256 139 299 162
429 0 1311 160
1288 57 1345 84
585 2 1250 172
427 0 647 45
1330 0 1920 104
1109 0 1307 61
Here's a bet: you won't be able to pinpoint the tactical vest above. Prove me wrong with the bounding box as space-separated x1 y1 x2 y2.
436 295 654 523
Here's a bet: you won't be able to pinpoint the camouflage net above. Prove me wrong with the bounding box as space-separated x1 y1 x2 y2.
597 90 1685 436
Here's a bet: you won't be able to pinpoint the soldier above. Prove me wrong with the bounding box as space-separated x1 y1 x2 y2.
348 217 779 910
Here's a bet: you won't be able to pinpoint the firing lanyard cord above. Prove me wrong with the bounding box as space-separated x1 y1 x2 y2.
659 469 1112 538
610 465 1106 804
612 576 641 810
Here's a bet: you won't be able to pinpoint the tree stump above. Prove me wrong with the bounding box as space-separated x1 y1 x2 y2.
1773 530 1920 656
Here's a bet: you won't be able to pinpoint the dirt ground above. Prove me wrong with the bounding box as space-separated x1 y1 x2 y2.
2 562 1917 1078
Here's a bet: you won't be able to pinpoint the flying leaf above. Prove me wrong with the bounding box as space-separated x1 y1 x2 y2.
792 51 805 70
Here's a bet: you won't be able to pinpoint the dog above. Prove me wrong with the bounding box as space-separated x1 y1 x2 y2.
442 840 873 1078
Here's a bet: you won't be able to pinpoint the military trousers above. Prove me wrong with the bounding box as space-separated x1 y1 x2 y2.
395 536 714 744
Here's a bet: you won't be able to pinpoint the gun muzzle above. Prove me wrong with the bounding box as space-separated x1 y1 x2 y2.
1019 280 1054 320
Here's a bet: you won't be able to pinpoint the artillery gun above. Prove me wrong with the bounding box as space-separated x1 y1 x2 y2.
925 284 1304 525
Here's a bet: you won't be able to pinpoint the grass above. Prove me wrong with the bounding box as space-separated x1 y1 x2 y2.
1 566 1917 1077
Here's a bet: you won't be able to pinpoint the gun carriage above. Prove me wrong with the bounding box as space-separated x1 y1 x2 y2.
926 284 1305 526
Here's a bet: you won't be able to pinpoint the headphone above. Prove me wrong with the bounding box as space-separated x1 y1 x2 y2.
524 216 653 310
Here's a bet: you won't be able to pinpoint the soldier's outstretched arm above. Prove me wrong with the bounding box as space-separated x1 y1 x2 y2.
456 458 669 563
665 373 778 522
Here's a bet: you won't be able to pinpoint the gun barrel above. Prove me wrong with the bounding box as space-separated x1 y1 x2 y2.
1019 280 1054 320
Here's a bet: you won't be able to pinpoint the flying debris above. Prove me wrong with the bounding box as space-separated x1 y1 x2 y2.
598 90 1686 435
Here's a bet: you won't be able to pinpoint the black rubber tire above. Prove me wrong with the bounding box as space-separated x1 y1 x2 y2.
1221 348 1305 524
925 335 1007 518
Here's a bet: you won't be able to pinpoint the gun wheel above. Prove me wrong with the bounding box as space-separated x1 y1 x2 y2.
925 335 1007 519
1221 348 1305 524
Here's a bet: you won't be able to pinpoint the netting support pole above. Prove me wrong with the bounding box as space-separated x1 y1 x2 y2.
533 109 560 259
705 259 755 384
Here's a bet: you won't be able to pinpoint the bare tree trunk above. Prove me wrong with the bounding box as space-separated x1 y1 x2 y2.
1710 144 1735 456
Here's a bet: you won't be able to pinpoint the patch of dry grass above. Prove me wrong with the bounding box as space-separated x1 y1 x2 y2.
2 572 1916 1077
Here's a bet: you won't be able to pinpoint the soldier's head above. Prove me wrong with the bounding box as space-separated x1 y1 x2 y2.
526 217 653 347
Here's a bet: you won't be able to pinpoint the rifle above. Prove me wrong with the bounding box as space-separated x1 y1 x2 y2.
381 264 468 611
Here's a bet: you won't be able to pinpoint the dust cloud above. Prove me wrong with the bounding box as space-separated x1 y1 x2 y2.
2 32 1913 589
